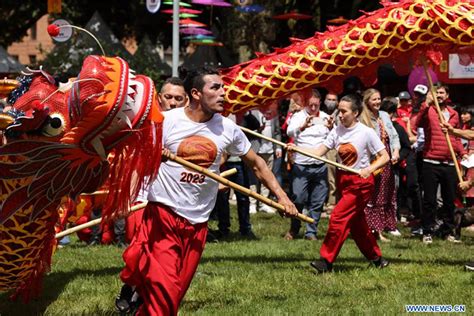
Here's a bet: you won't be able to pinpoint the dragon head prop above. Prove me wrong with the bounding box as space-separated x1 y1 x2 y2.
0 55 163 300
221 0 474 113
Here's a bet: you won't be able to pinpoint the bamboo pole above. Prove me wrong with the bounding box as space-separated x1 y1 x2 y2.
165 151 314 223
240 126 361 175
421 58 463 182
79 168 238 197
55 202 148 239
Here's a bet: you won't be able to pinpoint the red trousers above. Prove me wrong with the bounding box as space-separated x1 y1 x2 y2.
121 202 208 316
320 171 382 263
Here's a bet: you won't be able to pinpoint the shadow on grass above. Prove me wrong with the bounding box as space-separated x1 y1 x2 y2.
201 254 469 269
0 266 121 315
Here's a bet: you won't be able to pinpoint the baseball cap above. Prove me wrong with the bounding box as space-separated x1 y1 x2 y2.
413 84 428 95
398 91 411 100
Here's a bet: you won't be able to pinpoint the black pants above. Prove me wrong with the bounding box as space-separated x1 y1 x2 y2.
398 151 423 219
421 162 457 234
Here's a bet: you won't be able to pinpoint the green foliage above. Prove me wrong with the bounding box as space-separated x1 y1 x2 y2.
1 210 472 315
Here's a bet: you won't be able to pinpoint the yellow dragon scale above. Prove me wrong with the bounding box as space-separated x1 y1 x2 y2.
222 0 474 113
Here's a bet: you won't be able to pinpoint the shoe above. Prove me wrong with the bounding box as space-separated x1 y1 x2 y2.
241 230 258 240
310 258 333 273
372 257 390 269
249 205 257 214
304 235 317 241
388 229 402 237
422 234 433 244
283 231 296 240
259 204 276 214
206 231 219 243
116 241 129 248
374 231 391 243
465 261 474 271
88 237 101 246
410 227 423 236
115 284 134 313
446 235 462 243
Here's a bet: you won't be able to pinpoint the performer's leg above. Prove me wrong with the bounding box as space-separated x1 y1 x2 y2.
177 222 208 302
320 186 360 263
349 181 382 260
121 203 202 316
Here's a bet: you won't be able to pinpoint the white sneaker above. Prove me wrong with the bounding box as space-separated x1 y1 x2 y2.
388 229 402 237
259 204 276 214
249 205 257 214
446 235 462 243
422 235 433 245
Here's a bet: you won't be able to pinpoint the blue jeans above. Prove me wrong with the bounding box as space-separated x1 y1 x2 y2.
217 161 252 234
289 163 328 237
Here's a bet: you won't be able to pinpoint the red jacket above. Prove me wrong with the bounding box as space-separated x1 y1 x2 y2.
415 102 466 161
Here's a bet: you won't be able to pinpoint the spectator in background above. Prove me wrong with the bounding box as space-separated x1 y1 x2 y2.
284 89 331 240
211 111 261 240
359 88 400 242
158 77 188 111
382 97 422 227
396 91 412 131
415 83 466 244
249 109 282 213
322 92 339 213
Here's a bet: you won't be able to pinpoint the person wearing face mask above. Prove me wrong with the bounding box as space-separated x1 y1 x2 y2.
359 88 401 242
321 92 339 213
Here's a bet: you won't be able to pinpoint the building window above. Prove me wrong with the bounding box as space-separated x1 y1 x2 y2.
11 55 19 61
29 55 37 64
31 24 37 40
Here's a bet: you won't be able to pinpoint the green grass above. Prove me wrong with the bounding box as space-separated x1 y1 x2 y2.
1 210 473 315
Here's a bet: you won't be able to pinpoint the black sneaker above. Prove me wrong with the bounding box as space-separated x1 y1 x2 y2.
465 261 474 272
372 257 390 269
241 230 259 240
115 284 134 313
310 258 333 273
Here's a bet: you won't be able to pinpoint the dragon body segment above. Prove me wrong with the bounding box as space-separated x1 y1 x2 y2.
221 0 474 113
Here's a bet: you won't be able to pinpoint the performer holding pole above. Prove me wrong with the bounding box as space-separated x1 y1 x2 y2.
288 94 390 273
120 67 298 315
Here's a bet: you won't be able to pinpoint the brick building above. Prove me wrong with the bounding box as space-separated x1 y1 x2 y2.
7 15 54 66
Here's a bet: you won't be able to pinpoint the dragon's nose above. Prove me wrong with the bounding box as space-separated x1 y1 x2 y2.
0 113 14 129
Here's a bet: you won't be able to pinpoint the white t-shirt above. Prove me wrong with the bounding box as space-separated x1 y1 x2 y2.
147 107 251 224
287 109 330 165
323 122 385 169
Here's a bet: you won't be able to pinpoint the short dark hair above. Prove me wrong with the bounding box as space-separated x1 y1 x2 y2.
160 77 184 92
436 83 449 95
380 97 398 114
311 88 321 99
340 94 363 117
180 66 219 96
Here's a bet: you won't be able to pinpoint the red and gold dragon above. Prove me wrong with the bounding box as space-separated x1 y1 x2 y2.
0 56 163 301
221 0 474 113
0 0 472 302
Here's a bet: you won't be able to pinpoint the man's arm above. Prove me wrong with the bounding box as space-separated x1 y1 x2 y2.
241 149 298 216
441 122 474 140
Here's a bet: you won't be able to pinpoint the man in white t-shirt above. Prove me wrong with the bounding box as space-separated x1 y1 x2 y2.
120 67 298 316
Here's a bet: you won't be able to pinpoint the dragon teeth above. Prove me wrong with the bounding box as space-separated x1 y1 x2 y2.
90 136 107 159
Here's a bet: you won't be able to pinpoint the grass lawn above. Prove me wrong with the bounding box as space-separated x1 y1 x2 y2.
1 210 473 315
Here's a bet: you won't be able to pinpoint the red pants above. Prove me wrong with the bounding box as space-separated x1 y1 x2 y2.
320 171 382 263
121 202 208 316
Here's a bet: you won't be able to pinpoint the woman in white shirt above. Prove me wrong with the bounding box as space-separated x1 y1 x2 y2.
288 94 390 273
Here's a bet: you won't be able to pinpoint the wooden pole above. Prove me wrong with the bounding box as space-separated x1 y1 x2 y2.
57 168 239 239
79 168 238 197
240 126 361 175
55 202 148 239
165 151 314 223
421 58 463 183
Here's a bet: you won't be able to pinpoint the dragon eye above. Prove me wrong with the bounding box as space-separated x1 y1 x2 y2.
42 114 65 137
